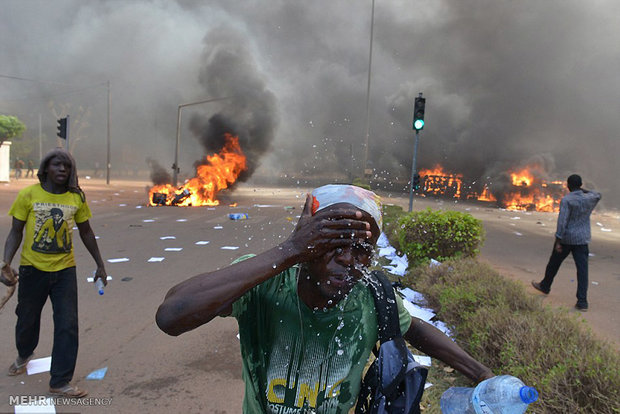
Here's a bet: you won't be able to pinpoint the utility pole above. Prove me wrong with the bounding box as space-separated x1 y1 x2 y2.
408 93 426 212
172 97 230 187
106 80 111 185
362 0 376 177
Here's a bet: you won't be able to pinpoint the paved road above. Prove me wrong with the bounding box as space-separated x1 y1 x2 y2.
0 178 617 413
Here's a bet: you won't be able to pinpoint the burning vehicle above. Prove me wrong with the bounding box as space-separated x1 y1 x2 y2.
417 165 565 212
149 134 247 207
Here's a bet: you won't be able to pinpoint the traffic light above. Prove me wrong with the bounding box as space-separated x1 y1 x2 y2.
57 117 68 139
413 173 420 190
413 96 426 130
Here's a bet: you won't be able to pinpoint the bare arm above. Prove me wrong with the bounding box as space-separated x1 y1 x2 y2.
404 316 494 383
156 195 373 336
76 220 107 285
3 217 25 266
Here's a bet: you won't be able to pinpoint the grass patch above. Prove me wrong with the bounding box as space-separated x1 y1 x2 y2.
401 259 620 413
381 205 620 413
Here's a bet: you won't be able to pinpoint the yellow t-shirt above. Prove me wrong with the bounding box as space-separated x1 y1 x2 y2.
8 184 92 272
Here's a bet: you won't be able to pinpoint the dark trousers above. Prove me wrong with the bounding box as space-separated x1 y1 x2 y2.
16 266 79 388
540 244 589 306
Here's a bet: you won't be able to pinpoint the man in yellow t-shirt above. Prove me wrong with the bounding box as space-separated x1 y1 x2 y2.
1 148 107 399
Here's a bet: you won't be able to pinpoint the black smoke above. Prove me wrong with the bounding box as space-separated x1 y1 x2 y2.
187 29 278 183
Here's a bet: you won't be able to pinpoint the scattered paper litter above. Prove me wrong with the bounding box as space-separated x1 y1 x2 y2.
601 228 611 232
160 236 176 240
253 204 278 208
596 222 603 226
592 281 599 286
135 205 143 209
429 259 441 267
26 356 51 375
164 247 183 252
107 258 129 263
143 219 155 223
15 398 56 413
399 288 426 304
176 218 188 222
401 300 436 323
424 383 433 390
511 216 521 220
86 366 108 380
87 276 113 283
195 241 210 245
412 355 432 367
147 257 165 262
221 246 240 250
213 226 223 229
514 232 523 236
119 203 127 207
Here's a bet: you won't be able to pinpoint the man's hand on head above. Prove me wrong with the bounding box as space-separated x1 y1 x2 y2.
284 194 373 262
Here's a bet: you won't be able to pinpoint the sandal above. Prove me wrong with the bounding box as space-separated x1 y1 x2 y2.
49 383 88 398
7 354 33 376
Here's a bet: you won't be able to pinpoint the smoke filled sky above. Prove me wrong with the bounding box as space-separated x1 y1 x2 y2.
1 0 619 207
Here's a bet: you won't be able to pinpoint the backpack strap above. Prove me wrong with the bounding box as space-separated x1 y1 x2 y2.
367 270 402 344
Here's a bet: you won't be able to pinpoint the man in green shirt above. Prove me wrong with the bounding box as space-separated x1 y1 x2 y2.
157 184 493 413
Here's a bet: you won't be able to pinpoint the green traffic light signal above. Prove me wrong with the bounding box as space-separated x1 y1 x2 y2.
413 95 426 131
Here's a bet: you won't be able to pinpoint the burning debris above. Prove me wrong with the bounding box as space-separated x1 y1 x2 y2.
416 164 565 212
149 134 247 207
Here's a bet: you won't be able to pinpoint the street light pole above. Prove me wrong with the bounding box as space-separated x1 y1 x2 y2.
362 0 376 176
172 97 230 187
106 80 111 185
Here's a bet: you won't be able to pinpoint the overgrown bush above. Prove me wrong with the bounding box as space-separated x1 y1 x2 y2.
352 177 371 190
397 208 485 266
403 259 620 414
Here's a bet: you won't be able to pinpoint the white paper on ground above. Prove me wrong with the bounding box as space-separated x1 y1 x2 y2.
107 258 129 263
253 204 278 208
176 219 188 222
195 241 210 245
213 226 223 229
401 299 435 322
424 383 433 389
15 398 56 413
26 356 51 375
160 236 176 240
143 219 155 223
398 288 426 304
164 247 183 252
87 276 113 283
148 257 165 262
412 355 432 367
221 246 239 250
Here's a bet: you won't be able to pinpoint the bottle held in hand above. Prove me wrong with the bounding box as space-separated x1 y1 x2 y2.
95 278 105 295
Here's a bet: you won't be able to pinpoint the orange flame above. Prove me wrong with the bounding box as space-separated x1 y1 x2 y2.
502 168 562 212
414 163 562 212
419 165 463 198
149 134 247 206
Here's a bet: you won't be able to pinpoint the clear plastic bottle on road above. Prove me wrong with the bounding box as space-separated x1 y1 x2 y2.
440 375 538 414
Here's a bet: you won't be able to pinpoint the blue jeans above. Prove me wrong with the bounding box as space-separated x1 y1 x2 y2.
16 266 79 388
540 244 589 306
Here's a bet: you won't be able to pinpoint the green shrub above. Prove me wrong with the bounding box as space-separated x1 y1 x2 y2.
404 259 620 414
352 177 371 190
397 208 485 266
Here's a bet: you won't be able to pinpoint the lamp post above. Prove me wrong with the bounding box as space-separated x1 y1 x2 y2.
172 97 230 187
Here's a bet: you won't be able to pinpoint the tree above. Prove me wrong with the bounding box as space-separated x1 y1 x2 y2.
0 115 26 146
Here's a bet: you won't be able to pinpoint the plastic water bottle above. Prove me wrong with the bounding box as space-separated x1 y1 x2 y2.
95 278 105 295
228 213 249 220
440 375 538 414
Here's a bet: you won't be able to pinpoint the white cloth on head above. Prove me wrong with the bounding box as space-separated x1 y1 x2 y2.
311 184 382 229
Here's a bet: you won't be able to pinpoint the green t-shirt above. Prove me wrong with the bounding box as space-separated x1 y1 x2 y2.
8 183 91 272
231 260 412 413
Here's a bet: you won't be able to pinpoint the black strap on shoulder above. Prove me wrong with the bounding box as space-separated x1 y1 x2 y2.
367 270 401 343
